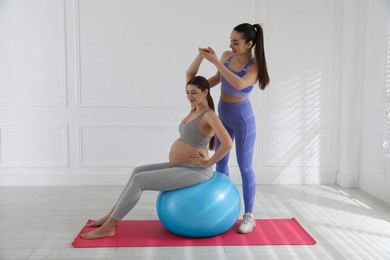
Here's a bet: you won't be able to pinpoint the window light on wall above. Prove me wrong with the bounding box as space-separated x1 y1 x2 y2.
383 15 390 155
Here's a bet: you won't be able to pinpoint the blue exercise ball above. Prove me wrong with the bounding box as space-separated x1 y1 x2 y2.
156 171 241 237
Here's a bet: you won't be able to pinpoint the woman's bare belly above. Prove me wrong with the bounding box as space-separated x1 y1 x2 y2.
169 139 209 166
220 92 247 103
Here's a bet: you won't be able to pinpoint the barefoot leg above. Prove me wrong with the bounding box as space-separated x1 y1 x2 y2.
81 217 118 239
86 206 116 227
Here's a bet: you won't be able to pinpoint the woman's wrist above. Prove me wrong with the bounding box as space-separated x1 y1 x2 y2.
197 54 204 60
214 59 223 68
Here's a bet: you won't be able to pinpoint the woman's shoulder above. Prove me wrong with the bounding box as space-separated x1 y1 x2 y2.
222 50 232 56
221 50 232 62
202 109 218 121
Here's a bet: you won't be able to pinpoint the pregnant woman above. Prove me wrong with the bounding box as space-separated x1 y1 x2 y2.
81 74 232 240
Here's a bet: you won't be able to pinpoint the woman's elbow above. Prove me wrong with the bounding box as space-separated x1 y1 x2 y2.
225 138 233 150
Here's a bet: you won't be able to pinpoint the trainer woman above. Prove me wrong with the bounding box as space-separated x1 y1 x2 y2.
187 23 270 234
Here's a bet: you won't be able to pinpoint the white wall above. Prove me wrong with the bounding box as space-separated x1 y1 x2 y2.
259 0 339 184
0 0 365 186
357 0 390 203
337 0 365 188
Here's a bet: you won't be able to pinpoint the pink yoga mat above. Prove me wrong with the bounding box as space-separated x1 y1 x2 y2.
72 218 316 247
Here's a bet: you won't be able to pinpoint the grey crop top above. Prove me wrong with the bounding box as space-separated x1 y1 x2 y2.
179 110 211 149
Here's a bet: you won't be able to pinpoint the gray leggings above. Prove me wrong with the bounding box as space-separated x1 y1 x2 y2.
111 162 213 220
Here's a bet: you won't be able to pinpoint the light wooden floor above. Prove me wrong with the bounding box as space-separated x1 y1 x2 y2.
1 183 390 260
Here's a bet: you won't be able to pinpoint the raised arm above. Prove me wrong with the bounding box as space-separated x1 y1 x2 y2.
205 50 232 88
200 48 258 90
206 71 220 88
187 48 227 88
186 52 204 83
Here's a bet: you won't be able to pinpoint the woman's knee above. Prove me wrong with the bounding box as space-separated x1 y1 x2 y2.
132 166 144 175
237 163 254 176
132 164 153 176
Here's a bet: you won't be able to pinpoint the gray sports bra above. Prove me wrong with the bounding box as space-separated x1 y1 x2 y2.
179 110 211 149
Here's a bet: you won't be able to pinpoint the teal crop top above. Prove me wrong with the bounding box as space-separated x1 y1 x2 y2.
179 110 211 149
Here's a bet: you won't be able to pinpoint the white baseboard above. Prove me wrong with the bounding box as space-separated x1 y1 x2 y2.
359 176 390 204
0 170 338 186
336 172 360 188
0 175 129 186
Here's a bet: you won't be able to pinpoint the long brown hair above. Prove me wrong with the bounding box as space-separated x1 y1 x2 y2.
186 76 216 150
234 23 270 90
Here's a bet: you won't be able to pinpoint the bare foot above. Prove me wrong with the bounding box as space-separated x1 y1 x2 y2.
81 218 118 240
81 225 115 239
86 206 116 227
86 215 110 227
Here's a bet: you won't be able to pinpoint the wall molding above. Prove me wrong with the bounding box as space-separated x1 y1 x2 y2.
74 0 188 109
0 124 69 168
0 0 67 107
77 124 177 167
261 126 331 167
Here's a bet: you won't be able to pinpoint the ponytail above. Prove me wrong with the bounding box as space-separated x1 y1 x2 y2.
253 24 270 90
234 23 270 90
206 93 216 150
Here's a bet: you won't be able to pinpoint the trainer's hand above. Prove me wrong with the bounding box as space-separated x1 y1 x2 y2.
199 46 218 64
